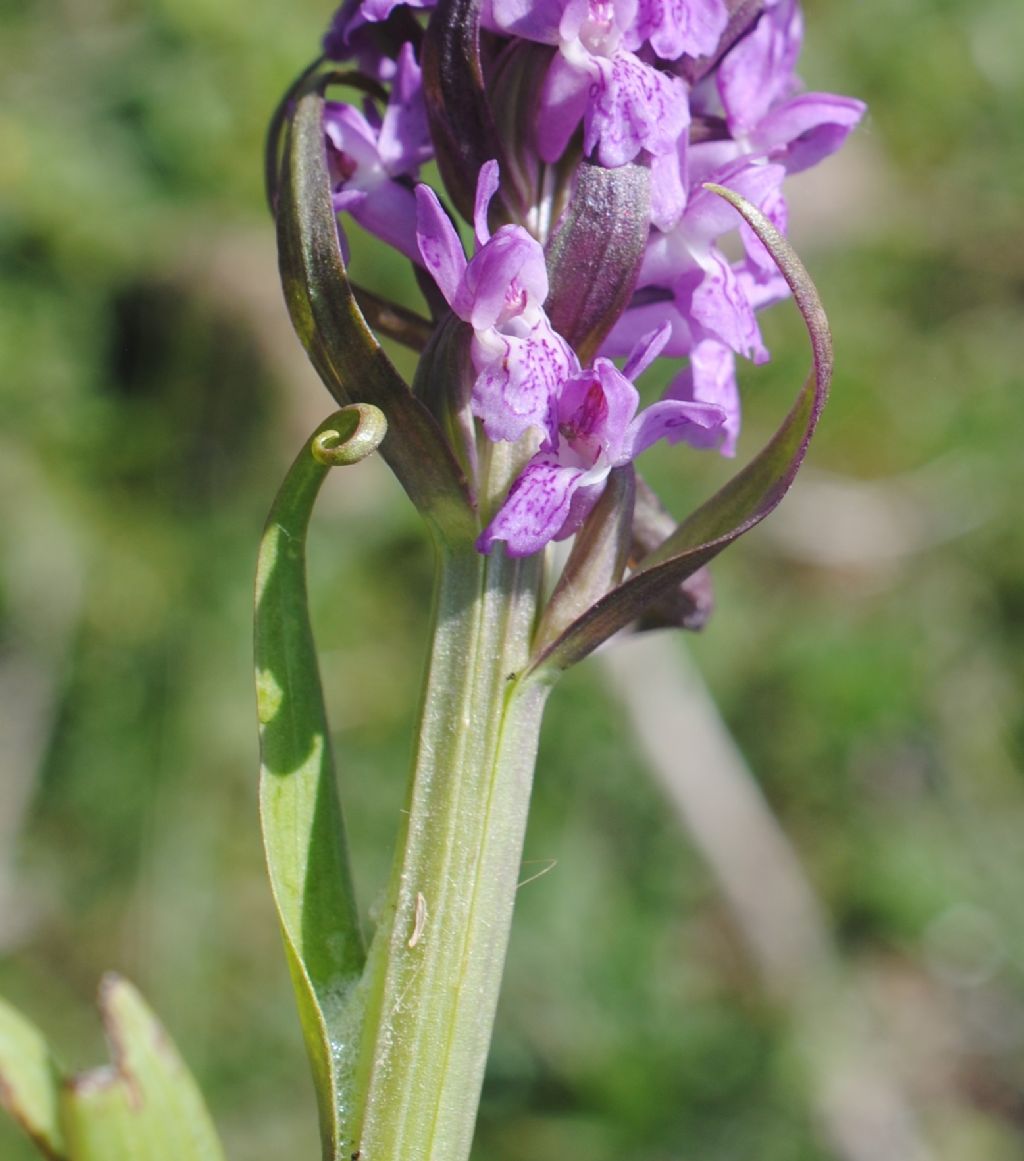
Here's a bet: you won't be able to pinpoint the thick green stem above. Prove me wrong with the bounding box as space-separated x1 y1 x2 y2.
342 543 550 1161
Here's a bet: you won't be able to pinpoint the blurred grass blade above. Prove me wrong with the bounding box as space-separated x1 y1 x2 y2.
529 185 833 676
59 975 224 1161
0 996 66 1159
255 408 385 1159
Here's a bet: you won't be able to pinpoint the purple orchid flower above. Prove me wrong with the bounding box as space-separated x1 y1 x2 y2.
479 325 726 556
690 0 866 175
488 0 690 167
610 158 787 361
324 0 436 76
601 159 790 454
416 161 577 442
324 44 434 263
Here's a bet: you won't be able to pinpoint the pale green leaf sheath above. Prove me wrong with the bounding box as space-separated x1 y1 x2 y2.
344 536 549 1161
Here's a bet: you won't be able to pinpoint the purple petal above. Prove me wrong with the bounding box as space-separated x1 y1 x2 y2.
555 360 641 466
324 0 434 60
324 101 383 172
473 159 501 245
752 92 867 173
665 339 741 455
323 0 362 57
592 359 643 459
455 225 550 330
622 321 672 381
737 261 790 312
332 188 366 214
717 0 802 136
635 0 728 61
349 181 423 264
625 397 727 458
415 185 468 310
680 251 768 362
487 0 563 41
326 102 426 261
537 54 593 164
602 297 698 358
377 43 434 176
558 475 608 540
557 0 600 44
359 0 434 21
689 160 787 244
584 51 690 166
478 454 588 556
556 372 609 442
471 319 576 442
639 159 786 290
649 144 688 232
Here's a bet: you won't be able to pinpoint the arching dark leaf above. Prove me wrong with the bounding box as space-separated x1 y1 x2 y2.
276 92 476 545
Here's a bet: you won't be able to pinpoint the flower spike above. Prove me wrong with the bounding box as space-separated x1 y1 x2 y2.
261 5 866 1160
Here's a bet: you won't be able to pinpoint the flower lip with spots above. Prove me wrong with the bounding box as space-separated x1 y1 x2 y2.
479 324 728 556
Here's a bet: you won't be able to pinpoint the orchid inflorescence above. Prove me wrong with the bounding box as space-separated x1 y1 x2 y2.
298 0 864 561
267 0 863 674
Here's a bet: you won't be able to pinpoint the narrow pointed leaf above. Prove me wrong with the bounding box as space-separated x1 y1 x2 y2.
255 409 384 1159
631 476 715 631
266 65 390 214
544 161 652 365
276 92 476 545
529 186 832 676
59 976 224 1161
0 997 66 1159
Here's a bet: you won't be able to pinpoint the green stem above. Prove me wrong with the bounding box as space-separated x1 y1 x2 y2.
342 542 550 1161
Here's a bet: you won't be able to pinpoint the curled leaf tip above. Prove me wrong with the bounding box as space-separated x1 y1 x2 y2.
702 181 833 387
311 404 388 466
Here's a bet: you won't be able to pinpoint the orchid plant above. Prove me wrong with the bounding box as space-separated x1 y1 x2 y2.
0 1 862 1159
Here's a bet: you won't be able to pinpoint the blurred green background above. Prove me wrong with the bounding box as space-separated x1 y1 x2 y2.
2 0 1023 1157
